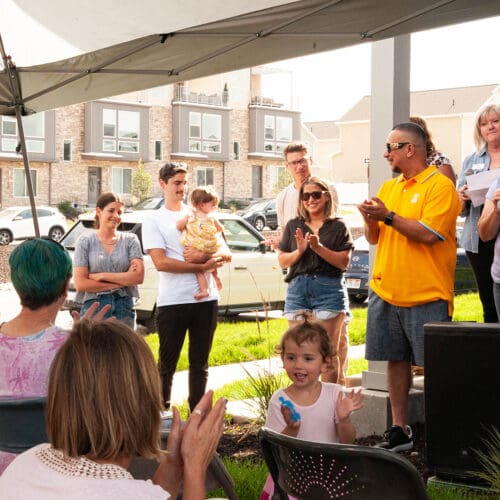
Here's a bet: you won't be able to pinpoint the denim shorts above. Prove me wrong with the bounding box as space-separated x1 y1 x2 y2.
81 293 135 329
284 274 349 320
365 291 450 366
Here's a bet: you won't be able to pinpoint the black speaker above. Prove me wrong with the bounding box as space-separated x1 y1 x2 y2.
424 322 500 482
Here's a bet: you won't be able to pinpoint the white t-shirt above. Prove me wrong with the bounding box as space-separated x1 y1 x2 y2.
0 444 169 500
142 205 218 306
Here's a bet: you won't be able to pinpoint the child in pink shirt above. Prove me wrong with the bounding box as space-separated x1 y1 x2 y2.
261 316 364 499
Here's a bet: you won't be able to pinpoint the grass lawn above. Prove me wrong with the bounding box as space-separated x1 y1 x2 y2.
146 293 493 500
144 292 482 370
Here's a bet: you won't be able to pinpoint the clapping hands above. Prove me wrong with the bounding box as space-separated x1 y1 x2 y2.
295 228 322 252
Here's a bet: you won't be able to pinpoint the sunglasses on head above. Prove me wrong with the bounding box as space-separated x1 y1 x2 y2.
302 190 327 201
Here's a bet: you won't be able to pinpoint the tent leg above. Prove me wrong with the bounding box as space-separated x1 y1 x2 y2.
0 34 40 237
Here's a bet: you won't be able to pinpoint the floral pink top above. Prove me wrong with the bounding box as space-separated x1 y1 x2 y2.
0 325 68 474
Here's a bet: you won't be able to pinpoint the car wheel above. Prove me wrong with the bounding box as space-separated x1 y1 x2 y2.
0 229 12 245
254 217 265 232
48 226 65 242
349 293 367 304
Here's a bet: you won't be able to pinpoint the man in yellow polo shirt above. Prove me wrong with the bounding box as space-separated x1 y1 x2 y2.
358 122 460 452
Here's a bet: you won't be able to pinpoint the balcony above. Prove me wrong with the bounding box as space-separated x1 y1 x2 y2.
250 95 284 108
172 85 228 107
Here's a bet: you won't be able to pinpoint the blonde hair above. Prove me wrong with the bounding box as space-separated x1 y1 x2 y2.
47 320 162 460
297 177 335 221
473 104 500 151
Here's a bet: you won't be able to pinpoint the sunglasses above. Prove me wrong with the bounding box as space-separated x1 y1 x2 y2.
385 142 410 153
302 190 327 201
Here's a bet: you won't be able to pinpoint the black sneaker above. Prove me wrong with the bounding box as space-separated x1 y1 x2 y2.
375 425 413 452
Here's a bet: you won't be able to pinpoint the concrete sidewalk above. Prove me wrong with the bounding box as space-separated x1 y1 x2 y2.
170 344 366 417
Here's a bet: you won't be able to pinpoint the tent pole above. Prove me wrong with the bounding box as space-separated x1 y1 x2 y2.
0 35 40 236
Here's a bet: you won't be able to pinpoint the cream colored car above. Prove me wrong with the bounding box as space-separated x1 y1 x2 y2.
61 210 285 331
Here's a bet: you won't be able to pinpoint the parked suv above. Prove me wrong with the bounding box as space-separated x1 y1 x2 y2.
60 210 285 331
238 199 278 232
0 205 66 245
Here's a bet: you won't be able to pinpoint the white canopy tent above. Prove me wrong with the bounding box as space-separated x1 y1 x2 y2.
1 0 499 116
0 0 498 232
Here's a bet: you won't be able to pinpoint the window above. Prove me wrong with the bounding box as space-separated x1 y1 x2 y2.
263 114 292 154
2 117 16 136
155 140 162 160
196 167 214 187
189 112 221 154
233 141 240 160
24 114 45 153
1 114 46 154
102 108 140 154
270 165 286 189
189 112 201 138
112 167 132 194
63 140 72 161
13 168 37 197
103 109 116 137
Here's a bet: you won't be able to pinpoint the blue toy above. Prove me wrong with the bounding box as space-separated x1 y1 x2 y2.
279 396 301 422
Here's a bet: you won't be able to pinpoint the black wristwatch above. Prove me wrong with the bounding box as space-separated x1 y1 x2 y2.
384 211 395 226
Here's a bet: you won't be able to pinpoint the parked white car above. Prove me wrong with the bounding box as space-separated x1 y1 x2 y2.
60 210 285 330
0 206 67 245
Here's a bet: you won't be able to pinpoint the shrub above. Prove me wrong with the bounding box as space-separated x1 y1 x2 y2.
57 201 81 220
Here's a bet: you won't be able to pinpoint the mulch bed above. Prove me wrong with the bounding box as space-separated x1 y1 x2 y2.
217 421 432 482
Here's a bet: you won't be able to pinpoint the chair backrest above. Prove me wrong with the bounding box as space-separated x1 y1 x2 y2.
258 427 428 500
0 397 48 453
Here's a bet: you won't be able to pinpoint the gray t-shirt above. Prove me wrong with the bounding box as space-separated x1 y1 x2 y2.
74 232 143 303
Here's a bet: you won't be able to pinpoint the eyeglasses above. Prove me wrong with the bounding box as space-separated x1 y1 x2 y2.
385 142 410 153
287 158 310 168
302 191 327 201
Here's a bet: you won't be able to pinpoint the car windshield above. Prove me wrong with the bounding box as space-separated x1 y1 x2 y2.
133 198 163 210
243 201 269 212
0 208 23 219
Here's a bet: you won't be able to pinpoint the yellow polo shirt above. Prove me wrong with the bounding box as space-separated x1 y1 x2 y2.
370 166 461 315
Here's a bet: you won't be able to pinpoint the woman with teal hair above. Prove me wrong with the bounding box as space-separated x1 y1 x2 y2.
0 238 108 474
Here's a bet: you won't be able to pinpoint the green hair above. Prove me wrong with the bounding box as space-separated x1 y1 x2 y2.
9 238 72 310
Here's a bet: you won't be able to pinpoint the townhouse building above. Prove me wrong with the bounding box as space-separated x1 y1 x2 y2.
302 84 499 183
0 68 301 208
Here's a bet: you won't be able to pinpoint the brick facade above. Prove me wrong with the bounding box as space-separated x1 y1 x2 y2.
0 83 292 208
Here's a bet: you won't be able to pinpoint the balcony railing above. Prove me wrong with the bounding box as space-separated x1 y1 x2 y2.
250 95 284 108
172 86 228 106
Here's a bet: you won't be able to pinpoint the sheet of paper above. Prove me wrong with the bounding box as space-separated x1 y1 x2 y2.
465 169 500 207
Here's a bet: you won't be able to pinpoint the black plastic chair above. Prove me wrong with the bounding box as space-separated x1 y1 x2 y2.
258 427 428 500
0 397 48 453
